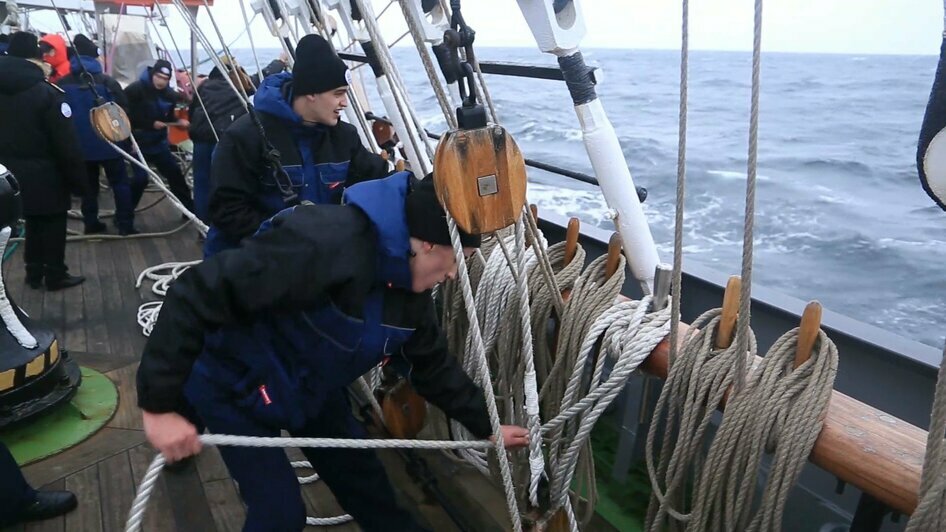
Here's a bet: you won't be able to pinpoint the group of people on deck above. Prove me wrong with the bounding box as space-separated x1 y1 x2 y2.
0 28 528 531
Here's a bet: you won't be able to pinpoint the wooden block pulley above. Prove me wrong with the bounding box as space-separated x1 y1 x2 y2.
90 102 131 143
432 124 527 234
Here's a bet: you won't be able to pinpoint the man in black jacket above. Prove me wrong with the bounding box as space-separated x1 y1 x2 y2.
189 55 290 224
124 58 194 213
60 34 142 236
203 34 388 256
187 58 255 223
0 32 85 290
137 173 527 531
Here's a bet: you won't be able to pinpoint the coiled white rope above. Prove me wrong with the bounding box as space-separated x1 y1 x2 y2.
134 260 202 336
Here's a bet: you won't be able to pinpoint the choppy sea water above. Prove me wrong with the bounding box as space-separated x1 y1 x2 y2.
213 47 946 348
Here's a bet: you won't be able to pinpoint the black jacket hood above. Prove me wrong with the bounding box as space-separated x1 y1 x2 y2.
0 56 45 95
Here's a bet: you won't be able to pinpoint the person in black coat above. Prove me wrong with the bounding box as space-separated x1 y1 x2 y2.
60 34 143 236
137 173 528 531
0 32 85 290
188 55 289 224
202 35 388 256
124 59 194 213
187 59 256 223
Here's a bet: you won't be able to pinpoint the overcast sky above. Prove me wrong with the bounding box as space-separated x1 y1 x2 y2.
23 0 946 55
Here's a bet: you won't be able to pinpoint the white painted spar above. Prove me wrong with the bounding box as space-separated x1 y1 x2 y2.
576 100 660 289
516 0 660 291
327 0 432 173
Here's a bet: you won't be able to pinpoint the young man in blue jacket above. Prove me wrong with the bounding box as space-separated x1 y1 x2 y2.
124 58 194 214
59 34 142 235
203 34 388 256
137 174 528 531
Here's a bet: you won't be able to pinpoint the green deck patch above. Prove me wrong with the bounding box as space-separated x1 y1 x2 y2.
0 367 118 466
587 416 651 532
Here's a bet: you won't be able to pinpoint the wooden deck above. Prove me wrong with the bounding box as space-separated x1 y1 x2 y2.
0 188 467 532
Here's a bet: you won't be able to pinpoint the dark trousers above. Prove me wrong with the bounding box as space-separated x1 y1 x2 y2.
81 158 144 232
132 148 194 212
184 369 426 532
0 441 35 527
191 141 215 224
23 213 68 282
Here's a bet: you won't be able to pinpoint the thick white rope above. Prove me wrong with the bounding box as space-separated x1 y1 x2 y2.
513 217 545 507
644 308 755 530
134 260 201 336
547 299 671 520
689 327 838 532
125 434 494 532
446 216 523 532
0 227 37 348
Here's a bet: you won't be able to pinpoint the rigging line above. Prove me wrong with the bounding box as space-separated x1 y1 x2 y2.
238 0 264 80
352 0 435 169
733 0 764 393
670 0 689 366
200 0 252 104
152 5 220 142
303 1 379 154
170 0 250 107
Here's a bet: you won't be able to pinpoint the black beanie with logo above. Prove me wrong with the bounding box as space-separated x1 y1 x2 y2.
405 176 481 248
152 59 173 79
292 34 350 96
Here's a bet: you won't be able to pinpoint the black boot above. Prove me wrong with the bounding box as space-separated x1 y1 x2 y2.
25 263 43 289
45 273 85 291
44 266 85 291
84 221 107 235
16 490 77 523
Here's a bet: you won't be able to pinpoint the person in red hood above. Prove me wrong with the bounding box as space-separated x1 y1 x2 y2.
38 34 70 83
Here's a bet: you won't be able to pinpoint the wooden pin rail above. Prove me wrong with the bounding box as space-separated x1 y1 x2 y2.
639 319 926 515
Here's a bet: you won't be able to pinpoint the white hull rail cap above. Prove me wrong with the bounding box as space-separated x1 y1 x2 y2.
921 129 946 210
516 0 586 56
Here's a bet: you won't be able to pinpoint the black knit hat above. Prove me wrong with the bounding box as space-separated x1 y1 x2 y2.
7 32 41 59
152 59 173 79
292 34 349 96
73 34 99 58
405 176 481 248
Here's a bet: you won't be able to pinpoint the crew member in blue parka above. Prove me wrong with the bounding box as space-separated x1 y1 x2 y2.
136 173 529 531
202 33 388 257
59 34 143 236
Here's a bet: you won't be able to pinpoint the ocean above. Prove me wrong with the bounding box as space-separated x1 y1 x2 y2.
208 47 946 349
